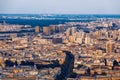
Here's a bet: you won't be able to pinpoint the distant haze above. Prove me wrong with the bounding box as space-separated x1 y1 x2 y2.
0 0 120 14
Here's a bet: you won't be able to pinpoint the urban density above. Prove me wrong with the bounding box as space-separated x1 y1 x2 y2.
0 14 120 80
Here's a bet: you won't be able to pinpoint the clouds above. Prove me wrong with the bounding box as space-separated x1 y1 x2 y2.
0 0 120 14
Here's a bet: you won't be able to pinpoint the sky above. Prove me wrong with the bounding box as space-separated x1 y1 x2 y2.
0 0 120 14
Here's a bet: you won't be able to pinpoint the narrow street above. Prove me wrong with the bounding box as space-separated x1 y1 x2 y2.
55 51 74 80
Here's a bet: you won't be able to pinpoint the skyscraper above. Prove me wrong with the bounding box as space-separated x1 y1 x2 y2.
43 27 50 35
35 26 40 33
50 25 56 32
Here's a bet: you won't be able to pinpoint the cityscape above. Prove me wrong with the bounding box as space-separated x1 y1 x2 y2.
0 14 120 80
0 0 120 80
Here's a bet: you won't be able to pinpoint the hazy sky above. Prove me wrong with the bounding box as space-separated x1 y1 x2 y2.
0 0 120 14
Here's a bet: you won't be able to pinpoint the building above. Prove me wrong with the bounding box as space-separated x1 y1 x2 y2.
75 38 83 44
66 28 71 37
58 25 64 32
71 27 76 35
85 35 91 44
106 41 114 53
35 26 40 33
95 31 102 39
50 25 56 34
52 38 63 44
69 36 76 42
43 27 50 35
10 34 17 39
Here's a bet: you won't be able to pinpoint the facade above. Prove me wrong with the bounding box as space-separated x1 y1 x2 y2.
43 27 50 35
106 41 114 53
35 26 40 33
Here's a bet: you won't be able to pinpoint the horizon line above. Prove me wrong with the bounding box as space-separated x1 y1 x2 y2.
0 13 120 15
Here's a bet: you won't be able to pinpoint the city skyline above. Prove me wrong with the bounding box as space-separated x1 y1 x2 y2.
0 0 120 14
0 3 120 79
